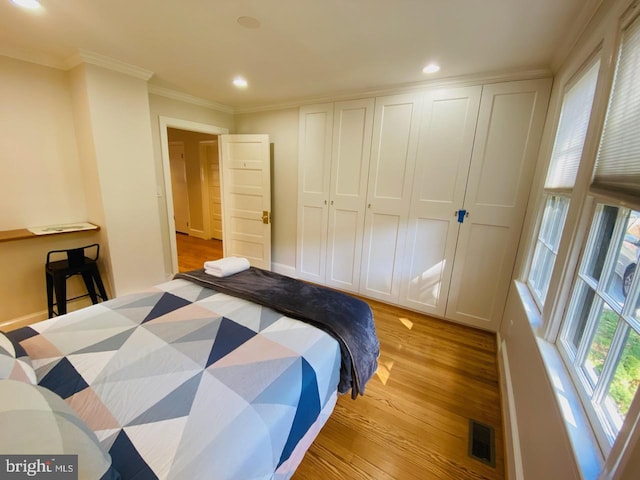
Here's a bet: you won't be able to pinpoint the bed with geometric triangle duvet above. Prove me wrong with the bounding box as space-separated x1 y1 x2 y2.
4 273 378 479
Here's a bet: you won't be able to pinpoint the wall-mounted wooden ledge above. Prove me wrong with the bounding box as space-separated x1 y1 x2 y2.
0 222 100 243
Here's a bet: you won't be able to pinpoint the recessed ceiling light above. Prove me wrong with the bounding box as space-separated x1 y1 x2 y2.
422 63 441 74
237 16 261 29
11 0 41 9
233 76 248 88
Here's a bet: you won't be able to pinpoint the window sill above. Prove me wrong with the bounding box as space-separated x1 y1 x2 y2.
515 281 604 480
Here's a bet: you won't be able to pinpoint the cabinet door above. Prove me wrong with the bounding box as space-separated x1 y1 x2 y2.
399 86 482 316
446 78 551 331
360 93 423 303
325 98 375 292
297 104 334 282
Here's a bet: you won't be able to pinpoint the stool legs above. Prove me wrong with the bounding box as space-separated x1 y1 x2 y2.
46 271 54 318
81 271 99 304
46 267 108 318
53 272 68 317
89 264 108 302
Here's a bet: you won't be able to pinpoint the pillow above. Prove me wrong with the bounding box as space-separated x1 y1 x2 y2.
0 331 36 384
0 380 120 480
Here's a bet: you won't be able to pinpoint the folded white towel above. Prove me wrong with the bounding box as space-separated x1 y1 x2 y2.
203 257 250 277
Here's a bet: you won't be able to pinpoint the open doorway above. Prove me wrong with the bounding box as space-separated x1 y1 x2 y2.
159 117 229 274
167 128 223 272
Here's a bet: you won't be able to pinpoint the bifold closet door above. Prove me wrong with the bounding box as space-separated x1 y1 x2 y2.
297 104 334 283
399 86 482 316
360 93 423 303
325 98 374 293
445 78 551 331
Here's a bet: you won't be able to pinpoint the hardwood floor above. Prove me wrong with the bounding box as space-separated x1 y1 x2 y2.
295 299 504 480
176 234 505 480
175 233 223 271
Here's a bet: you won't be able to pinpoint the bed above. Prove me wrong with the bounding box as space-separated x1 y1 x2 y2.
0 267 379 480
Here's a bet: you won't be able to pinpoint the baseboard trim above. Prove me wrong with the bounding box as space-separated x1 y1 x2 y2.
498 338 524 480
0 310 48 332
271 262 297 278
1 298 94 332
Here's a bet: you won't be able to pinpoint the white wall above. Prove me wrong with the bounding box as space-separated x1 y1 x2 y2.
235 108 299 272
0 56 103 324
500 286 582 479
69 63 165 296
0 56 86 229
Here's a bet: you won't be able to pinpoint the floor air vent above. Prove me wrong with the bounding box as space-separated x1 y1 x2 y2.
468 419 495 467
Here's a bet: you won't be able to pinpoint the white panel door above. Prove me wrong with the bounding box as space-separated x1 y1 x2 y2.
169 142 190 234
325 98 374 292
399 86 482 316
446 79 551 330
360 93 423 303
220 134 271 269
297 104 334 282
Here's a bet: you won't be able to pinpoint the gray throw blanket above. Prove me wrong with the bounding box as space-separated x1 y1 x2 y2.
175 268 379 398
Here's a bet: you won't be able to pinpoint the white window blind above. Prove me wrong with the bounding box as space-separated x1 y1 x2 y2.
593 14 640 199
545 60 600 190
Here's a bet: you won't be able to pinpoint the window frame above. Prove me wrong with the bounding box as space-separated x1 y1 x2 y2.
525 52 603 313
557 200 640 452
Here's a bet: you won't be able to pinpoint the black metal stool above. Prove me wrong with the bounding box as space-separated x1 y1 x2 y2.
45 244 108 318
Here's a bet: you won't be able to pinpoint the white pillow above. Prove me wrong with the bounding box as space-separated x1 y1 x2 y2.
0 379 120 480
0 331 36 384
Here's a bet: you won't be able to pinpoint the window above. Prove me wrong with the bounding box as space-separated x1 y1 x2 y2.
527 59 600 306
529 195 570 303
554 12 640 452
559 205 640 447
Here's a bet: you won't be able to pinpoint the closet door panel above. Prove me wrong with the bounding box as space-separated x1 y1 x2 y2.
400 86 482 315
326 99 374 292
299 205 326 278
297 104 333 282
446 79 551 330
360 93 422 302
370 102 416 201
452 223 510 321
403 217 450 310
361 212 402 296
327 208 360 286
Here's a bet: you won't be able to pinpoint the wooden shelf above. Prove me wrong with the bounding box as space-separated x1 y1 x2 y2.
0 223 100 243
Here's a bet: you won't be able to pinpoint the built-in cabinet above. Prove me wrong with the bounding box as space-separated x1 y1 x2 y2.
297 78 551 331
360 93 423 303
297 99 374 293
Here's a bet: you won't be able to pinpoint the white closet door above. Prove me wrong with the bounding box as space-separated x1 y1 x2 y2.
399 86 482 316
297 104 334 282
360 93 423 303
326 98 375 292
446 79 551 330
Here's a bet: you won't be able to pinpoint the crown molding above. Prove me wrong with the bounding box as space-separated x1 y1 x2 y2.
65 50 154 80
148 85 234 114
233 67 553 114
0 45 67 70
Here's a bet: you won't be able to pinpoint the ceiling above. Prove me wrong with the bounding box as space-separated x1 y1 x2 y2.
0 0 597 111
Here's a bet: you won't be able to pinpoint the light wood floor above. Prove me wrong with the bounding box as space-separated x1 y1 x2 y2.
177 233 505 480
175 233 223 271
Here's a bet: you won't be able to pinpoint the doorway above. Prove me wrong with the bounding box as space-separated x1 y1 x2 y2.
159 116 229 274
167 129 222 271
